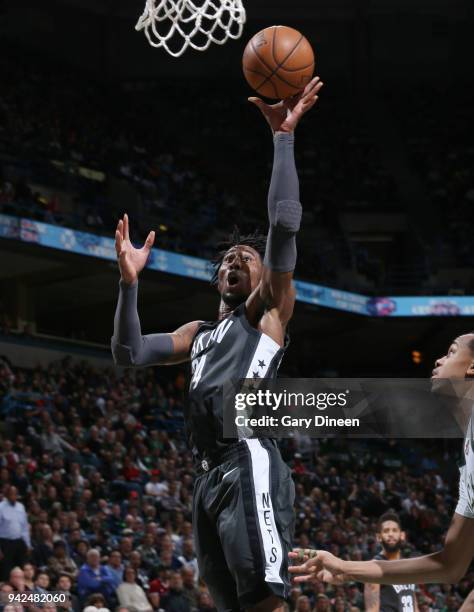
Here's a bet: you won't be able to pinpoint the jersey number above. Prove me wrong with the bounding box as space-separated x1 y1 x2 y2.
191 355 207 390
401 595 414 612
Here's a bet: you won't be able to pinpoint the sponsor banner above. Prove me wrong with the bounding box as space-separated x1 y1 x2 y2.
2 214 474 316
223 378 473 439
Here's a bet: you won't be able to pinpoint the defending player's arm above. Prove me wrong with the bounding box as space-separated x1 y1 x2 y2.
111 214 200 367
246 77 323 335
290 513 474 585
364 583 380 612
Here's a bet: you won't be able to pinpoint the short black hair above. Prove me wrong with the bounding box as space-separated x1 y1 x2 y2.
377 511 401 532
210 227 266 286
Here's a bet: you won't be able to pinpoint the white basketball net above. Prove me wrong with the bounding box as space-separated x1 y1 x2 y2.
135 0 246 57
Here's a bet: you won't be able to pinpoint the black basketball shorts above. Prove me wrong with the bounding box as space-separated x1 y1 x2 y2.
192 438 295 611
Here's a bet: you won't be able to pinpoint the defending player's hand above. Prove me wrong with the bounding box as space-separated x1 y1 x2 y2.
248 76 323 133
289 548 347 586
115 213 155 285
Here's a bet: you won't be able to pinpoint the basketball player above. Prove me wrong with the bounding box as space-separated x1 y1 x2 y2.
364 512 417 612
111 76 323 612
289 333 474 591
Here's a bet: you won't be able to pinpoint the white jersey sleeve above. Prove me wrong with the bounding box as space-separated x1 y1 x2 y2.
455 416 474 519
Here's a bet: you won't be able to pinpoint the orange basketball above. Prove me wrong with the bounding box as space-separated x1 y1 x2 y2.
242 25 315 99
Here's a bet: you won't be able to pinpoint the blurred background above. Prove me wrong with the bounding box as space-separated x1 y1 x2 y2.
0 0 474 609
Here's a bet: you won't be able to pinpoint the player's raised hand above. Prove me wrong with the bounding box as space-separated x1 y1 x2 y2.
289 548 347 585
115 214 155 285
248 76 323 134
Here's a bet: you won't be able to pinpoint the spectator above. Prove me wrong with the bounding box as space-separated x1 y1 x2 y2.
48 541 78 582
32 524 55 569
195 591 216 612
144 472 166 499
77 550 115 604
0 487 31 580
8 567 27 592
21 563 35 590
57 573 80 612
135 535 159 571
160 572 190 612
116 567 152 612
105 551 123 591
33 571 50 595
179 567 199 609
82 593 110 612
294 595 311 612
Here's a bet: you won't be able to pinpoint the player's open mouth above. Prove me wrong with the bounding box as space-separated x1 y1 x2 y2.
227 271 241 286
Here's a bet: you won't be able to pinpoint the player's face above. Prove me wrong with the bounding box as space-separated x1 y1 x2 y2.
217 245 263 306
431 334 474 381
377 520 403 553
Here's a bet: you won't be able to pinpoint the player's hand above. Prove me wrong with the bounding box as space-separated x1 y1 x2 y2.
248 76 323 133
289 548 347 585
115 214 155 285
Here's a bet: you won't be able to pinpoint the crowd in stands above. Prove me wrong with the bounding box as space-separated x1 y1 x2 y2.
0 48 407 291
0 354 472 611
389 84 474 272
2 49 474 293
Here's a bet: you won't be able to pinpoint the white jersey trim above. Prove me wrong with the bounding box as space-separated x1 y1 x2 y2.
244 439 284 585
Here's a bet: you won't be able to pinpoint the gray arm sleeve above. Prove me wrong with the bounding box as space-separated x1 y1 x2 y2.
111 280 174 367
264 131 302 272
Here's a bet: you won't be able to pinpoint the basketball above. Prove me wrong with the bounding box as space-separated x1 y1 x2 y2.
242 26 315 99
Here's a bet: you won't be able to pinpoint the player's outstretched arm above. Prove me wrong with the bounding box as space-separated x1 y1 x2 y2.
111 214 201 367
247 78 323 334
289 513 474 586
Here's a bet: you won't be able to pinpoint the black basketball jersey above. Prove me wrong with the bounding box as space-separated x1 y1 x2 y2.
374 554 417 612
186 303 287 461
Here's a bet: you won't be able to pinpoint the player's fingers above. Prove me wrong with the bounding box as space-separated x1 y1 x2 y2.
115 230 123 257
302 76 320 96
117 218 124 240
289 564 306 573
300 96 318 112
143 230 155 251
303 81 323 102
124 213 130 241
248 96 265 109
292 574 313 583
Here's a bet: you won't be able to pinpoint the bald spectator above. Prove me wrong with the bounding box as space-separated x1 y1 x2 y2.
77 549 115 603
0 487 30 580
116 567 152 612
8 567 27 592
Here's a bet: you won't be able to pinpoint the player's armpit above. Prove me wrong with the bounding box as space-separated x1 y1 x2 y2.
166 320 203 365
245 275 295 345
364 583 380 612
258 269 296 325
